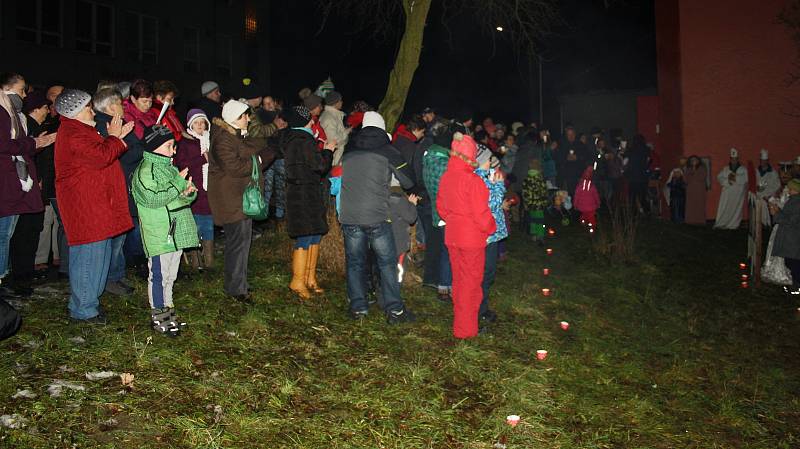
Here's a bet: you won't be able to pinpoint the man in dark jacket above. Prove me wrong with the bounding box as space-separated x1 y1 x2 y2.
392 114 427 248
340 111 416 324
197 81 222 121
557 126 589 195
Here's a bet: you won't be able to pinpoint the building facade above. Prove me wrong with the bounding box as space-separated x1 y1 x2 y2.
0 0 269 105
656 0 800 219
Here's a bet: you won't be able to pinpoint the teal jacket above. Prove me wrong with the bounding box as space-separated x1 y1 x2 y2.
422 144 450 227
132 152 199 257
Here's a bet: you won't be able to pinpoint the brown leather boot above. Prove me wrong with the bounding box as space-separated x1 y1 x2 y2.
289 249 311 299
306 244 324 293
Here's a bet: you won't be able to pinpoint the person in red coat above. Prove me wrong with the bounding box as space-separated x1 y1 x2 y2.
437 132 497 339
573 166 600 227
54 89 134 323
153 80 185 142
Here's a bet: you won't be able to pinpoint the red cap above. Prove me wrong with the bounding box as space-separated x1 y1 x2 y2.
451 132 477 161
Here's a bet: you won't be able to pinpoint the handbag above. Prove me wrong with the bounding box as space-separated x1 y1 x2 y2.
242 154 268 221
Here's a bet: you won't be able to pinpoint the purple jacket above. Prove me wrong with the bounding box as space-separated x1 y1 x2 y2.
174 135 211 215
0 108 43 218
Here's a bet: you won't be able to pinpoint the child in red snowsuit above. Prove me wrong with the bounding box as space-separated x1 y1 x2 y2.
574 166 600 227
437 133 497 339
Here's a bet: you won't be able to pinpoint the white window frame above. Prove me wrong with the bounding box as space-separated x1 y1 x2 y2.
126 11 158 64
16 0 63 47
75 0 114 56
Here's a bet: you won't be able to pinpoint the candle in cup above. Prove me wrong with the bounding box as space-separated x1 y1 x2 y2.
739 263 747 270
536 350 548 360
546 248 553 256
542 288 552 296
741 274 748 281
506 415 520 427
741 281 749 289
560 321 569 331
543 268 550 276
547 228 556 237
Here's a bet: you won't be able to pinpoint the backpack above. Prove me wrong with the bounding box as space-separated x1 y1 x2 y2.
0 298 22 341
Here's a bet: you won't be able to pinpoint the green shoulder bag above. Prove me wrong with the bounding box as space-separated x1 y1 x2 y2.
242 154 268 221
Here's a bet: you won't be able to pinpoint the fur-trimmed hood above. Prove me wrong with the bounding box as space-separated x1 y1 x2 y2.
212 117 240 136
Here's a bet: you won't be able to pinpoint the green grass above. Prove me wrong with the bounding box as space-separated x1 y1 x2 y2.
2 220 800 448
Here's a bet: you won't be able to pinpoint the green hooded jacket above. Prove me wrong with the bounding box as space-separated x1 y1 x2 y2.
422 144 451 227
132 152 199 257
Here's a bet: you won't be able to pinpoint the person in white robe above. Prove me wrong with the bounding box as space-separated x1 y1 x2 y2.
756 149 781 226
714 148 748 229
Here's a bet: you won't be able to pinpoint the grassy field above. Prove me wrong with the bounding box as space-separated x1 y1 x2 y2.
1 219 799 448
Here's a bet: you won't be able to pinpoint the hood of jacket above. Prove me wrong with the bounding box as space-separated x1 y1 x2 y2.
353 126 390 151
212 117 241 137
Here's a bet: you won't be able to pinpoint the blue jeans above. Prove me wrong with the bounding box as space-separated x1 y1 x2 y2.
480 242 499 315
343 222 404 314
123 220 144 261
194 214 214 241
68 239 112 319
108 233 127 283
50 199 69 274
264 159 286 219
295 234 322 249
0 215 19 279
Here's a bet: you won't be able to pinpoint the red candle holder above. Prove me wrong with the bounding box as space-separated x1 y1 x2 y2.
739 263 747 270
547 228 556 237
740 281 749 289
542 288 552 296
741 274 749 281
546 248 553 256
543 268 550 276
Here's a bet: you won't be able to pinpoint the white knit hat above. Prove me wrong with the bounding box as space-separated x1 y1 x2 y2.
362 111 385 131
221 100 249 126
760 148 768 160
730 148 738 158
54 89 91 119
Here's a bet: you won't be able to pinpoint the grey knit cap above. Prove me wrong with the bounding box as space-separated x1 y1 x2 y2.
476 144 492 166
54 89 91 119
325 90 342 106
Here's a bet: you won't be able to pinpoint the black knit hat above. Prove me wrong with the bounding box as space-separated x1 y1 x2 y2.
285 106 312 129
142 124 175 153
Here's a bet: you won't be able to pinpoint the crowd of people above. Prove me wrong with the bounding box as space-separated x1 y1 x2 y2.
1 71 800 342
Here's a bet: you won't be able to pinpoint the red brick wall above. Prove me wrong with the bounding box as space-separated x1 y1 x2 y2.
655 0 683 172
657 0 800 218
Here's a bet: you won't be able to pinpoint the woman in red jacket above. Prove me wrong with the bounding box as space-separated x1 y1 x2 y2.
54 89 134 323
437 133 497 339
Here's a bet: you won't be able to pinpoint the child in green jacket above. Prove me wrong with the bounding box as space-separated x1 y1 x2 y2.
132 125 199 337
522 159 549 242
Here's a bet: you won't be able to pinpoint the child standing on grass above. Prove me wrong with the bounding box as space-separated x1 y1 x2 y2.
574 166 600 228
132 125 199 337
770 178 800 295
522 159 549 243
388 177 419 283
475 148 509 325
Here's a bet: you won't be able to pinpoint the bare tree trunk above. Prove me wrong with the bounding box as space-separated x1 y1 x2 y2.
378 0 432 131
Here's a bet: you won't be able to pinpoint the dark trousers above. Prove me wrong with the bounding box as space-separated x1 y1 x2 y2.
670 195 686 223
222 219 252 296
629 180 649 213
50 199 69 274
343 222 403 314
9 212 44 283
786 258 800 287
480 242 499 316
422 213 441 286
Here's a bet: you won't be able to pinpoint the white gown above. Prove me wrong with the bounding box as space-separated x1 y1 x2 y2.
756 169 781 226
713 165 748 229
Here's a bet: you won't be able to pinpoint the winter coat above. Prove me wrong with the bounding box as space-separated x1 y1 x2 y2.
476 168 508 244
542 145 557 181
511 138 537 194
277 127 333 238
0 108 43 217
246 105 278 140
95 111 144 217
132 152 199 257
624 144 651 183
173 135 212 215
35 113 59 200
340 127 414 226
54 117 132 245
422 143 450 227
573 169 601 213
522 169 549 210
196 97 222 122
123 100 158 140
389 188 418 256
207 118 272 226
319 106 349 165
393 127 426 198
557 138 590 191
437 156 496 249
773 195 800 260
152 99 185 142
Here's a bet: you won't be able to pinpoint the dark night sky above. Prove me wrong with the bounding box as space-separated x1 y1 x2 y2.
269 0 656 127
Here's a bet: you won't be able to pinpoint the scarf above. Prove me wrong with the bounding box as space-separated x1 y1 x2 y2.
186 131 210 191
0 91 33 192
